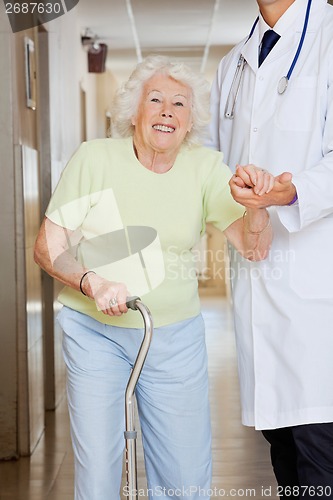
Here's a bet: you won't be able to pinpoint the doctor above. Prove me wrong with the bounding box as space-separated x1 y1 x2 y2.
209 0 333 497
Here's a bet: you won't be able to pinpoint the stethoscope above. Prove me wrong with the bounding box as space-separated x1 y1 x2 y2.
224 0 313 119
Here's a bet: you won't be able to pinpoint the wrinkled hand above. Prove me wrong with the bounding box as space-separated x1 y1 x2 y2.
85 274 130 316
230 165 296 208
233 164 275 195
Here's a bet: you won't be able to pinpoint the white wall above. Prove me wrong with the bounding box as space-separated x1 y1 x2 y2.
47 9 92 184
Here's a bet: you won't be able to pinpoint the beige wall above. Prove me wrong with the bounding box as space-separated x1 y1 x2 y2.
0 5 18 460
0 1 119 459
0 9 44 456
96 70 119 138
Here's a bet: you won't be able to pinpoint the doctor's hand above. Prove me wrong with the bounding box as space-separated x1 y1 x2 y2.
230 168 297 208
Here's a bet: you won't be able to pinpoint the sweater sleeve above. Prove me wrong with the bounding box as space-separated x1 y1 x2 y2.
45 142 93 230
202 154 244 233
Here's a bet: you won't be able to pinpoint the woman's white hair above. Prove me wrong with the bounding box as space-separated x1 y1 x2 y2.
112 54 211 146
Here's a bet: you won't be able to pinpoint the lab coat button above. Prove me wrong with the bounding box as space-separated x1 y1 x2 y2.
253 127 258 132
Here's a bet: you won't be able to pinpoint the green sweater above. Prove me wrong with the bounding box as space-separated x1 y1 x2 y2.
46 137 242 328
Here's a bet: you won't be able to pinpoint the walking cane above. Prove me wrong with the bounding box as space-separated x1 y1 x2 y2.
124 296 154 500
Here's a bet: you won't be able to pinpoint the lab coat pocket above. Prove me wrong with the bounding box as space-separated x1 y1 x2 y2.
289 217 333 299
275 76 317 132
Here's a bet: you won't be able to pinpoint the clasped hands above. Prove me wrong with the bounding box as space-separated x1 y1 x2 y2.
230 164 297 208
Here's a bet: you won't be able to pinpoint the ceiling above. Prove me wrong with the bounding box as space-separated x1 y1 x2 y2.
77 0 259 81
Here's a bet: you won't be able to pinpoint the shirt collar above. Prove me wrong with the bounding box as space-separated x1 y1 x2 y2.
258 0 309 42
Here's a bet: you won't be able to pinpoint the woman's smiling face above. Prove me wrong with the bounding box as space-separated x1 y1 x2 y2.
132 73 193 157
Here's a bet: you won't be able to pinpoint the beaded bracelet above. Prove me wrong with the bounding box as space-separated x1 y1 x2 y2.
243 210 271 235
79 270 96 296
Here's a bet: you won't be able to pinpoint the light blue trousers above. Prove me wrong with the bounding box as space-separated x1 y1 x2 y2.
58 307 212 500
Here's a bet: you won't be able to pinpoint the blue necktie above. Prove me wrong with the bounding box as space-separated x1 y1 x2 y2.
259 30 280 66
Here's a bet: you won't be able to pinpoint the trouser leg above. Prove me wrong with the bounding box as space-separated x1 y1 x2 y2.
59 307 132 500
262 428 299 499
292 423 333 499
136 315 212 499
262 424 333 499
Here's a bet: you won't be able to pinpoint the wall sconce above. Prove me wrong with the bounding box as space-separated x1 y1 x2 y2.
81 28 108 73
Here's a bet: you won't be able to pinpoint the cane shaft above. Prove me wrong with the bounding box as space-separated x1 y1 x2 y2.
124 299 153 500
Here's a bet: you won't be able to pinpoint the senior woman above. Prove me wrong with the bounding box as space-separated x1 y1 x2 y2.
34 55 273 500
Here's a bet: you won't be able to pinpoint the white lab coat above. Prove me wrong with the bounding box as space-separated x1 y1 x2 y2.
209 0 333 430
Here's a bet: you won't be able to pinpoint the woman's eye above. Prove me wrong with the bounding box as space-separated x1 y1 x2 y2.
174 101 184 107
151 98 160 103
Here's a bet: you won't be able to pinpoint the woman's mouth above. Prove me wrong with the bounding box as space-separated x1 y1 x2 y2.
152 124 175 133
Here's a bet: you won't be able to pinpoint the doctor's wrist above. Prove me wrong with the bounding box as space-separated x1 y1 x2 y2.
287 193 298 206
286 186 298 206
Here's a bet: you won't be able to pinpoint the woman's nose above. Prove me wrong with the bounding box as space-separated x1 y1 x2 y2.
161 106 172 118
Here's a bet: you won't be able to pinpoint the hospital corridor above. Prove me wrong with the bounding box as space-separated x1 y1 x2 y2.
2 0 333 498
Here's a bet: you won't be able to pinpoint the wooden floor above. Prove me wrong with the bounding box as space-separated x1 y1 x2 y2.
0 295 278 499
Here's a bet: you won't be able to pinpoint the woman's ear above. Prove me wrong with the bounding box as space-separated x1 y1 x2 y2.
131 115 136 126
187 121 193 133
